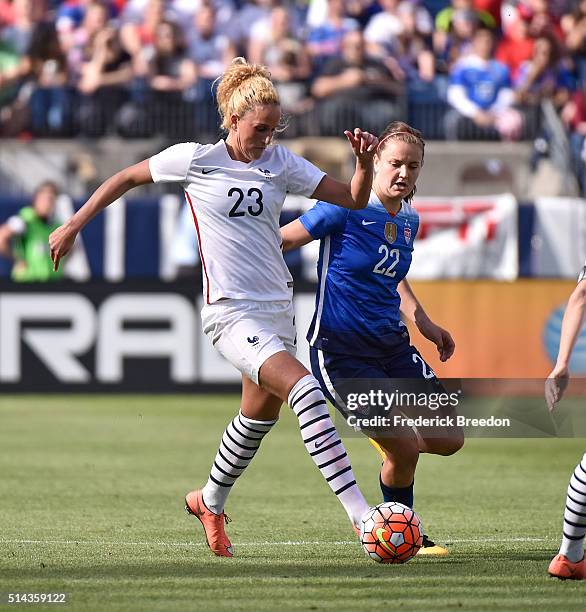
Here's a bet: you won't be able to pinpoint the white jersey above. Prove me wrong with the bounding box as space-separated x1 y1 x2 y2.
149 140 325 304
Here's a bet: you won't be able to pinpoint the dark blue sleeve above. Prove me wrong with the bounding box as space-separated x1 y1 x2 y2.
299 200 349 239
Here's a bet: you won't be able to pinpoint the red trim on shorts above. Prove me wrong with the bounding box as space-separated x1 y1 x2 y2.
184 190 210 305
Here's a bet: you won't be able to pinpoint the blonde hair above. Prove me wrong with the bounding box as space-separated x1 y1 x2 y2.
376 121 425 203
216 57 280 132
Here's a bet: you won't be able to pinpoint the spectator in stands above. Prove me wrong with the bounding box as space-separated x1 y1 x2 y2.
435 7 480 74
364 0 434 82
0 0 45 56
561 90 586 194
519 0 564 41
435 0 496 33
474 0 502 27
561 0 586 85
57 0 120 54
0 0 14 26
445 27 523 140
119 0 168 77
0 37 28 135
26 21 74 136
0 181 63 282
306 0 360 75
247 5 312 119
173 0 235 36
495 5 534 82
188 3 235 84
73 2 132 136
145 19 197 136
311 29 404 136
514 34 574 107
185 3 234 134
236 0 280 56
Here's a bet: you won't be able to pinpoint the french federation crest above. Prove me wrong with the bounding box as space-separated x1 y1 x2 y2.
384 222 397 244
404 221 412 244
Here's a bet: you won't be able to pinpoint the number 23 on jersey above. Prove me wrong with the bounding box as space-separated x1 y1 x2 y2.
228 187 264 217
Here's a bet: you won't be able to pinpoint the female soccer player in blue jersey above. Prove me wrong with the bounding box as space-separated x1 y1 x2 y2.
281 121 464 555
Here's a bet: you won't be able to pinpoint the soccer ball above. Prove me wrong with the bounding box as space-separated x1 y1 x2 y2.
360 502 424 564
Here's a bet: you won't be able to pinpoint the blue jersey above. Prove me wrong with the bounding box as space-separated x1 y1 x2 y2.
300 192 419 357
450 56 511 110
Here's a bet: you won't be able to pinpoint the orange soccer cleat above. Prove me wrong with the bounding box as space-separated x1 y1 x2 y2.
548 554 586 580
185 489 233 557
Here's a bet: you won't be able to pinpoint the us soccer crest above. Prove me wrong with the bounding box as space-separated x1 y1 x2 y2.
404 221 412 244
384 222 397 244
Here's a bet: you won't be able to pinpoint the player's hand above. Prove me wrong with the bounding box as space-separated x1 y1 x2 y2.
344 128 379 164
417 319 455 362
545 365 570 412
49 222 78 271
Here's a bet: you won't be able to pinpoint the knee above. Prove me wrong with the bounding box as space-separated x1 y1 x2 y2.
429 432 465 456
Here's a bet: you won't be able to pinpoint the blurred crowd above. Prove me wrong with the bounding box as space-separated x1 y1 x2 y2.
0 0 585 155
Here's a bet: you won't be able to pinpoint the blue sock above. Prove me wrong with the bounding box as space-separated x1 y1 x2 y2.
380 475 414 508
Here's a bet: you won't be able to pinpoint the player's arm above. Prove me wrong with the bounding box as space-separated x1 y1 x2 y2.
311 129 378 210
398 279 455 362
0 223 16 258
49 160 153 271
545 279 586 410
281 219 314 252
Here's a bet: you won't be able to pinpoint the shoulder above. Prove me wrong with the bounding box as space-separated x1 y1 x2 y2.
19 206 36 222
269 143 310 167
156 141 213 159
401 200 419 220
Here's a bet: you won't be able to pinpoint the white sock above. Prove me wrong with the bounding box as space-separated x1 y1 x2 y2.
288 374 369 526
559 453 586 563
202 411 277 514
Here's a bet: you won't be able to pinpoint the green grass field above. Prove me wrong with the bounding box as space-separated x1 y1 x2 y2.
0 395 585 611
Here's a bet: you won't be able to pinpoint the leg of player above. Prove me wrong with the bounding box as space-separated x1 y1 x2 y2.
548 453 586 580
370 428 461 556
371 435 419 509
185 378 281 558
259 350 370 531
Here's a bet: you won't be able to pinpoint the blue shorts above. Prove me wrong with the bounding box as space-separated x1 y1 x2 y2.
309 334 442 419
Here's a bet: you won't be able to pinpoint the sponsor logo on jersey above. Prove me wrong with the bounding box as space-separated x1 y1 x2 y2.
404 221 412 244
201 168 221 175
362 219 376 226
258 168 274 180
384 222 397 244
247 335 260 347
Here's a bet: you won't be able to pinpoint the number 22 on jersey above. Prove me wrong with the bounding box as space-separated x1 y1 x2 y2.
373 244 400 277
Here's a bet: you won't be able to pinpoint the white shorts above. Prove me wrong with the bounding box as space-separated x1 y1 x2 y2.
201 299 297 384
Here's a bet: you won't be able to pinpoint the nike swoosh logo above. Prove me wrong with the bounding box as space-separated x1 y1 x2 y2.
202 168 221 174
314 431 337 449
375 527 395 554
362 220 376 225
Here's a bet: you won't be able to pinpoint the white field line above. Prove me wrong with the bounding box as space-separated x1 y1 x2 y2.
0 537 552 548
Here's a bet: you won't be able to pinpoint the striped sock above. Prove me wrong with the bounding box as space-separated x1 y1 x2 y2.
288 374 369 526
559 453 586 563
202 411 277 514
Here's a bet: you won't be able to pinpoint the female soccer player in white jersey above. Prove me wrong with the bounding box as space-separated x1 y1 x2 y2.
49 58 379 558
281 121 464 555
546 260 586 580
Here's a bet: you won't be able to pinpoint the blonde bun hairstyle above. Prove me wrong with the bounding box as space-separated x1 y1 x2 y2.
216 57 281 132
